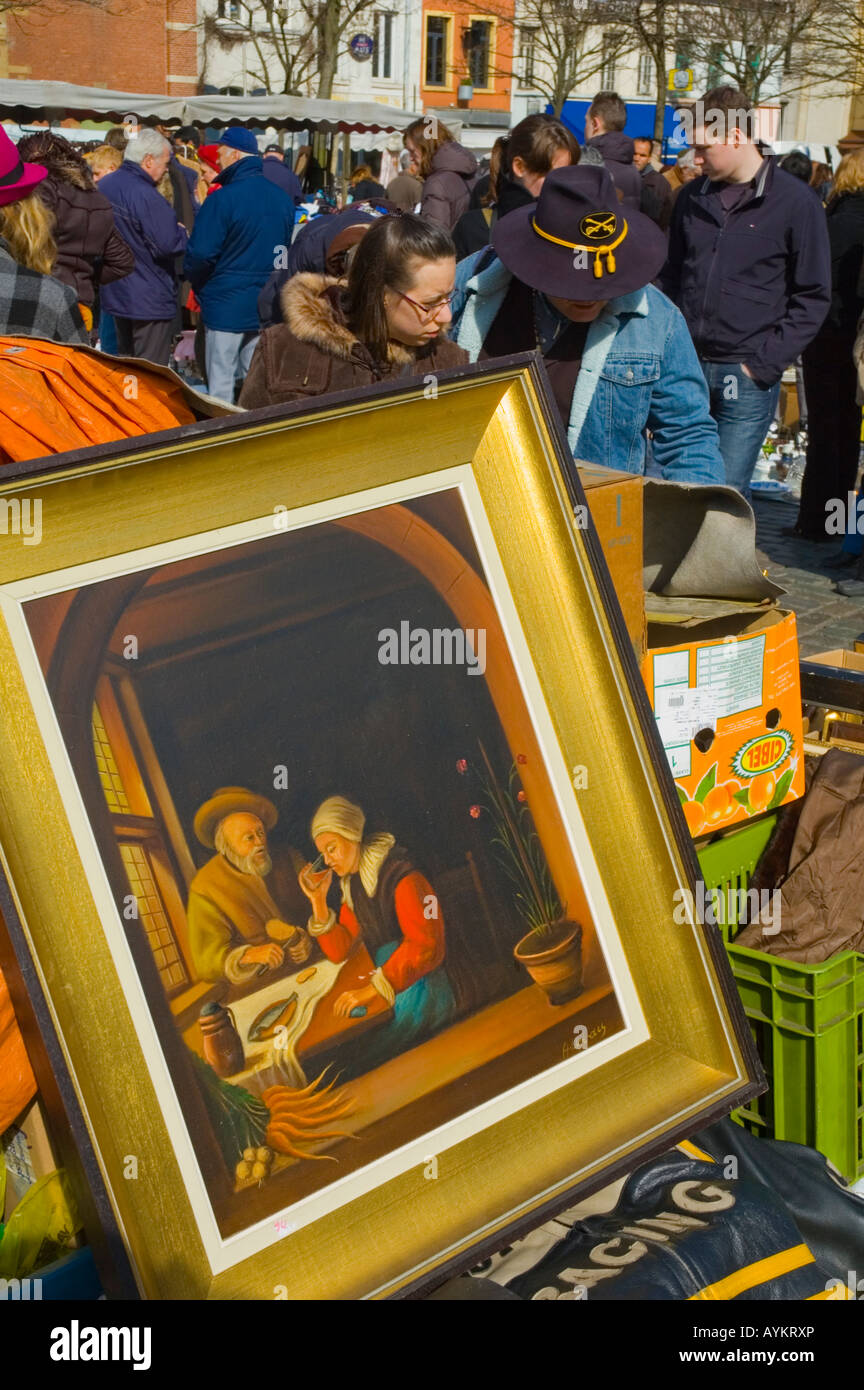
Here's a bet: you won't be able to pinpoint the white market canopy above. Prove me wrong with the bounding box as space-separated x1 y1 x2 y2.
0 79 419 134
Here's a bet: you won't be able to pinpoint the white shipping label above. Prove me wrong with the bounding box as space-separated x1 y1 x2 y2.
695 635 766 718
654 685 719 747
652 649 690 689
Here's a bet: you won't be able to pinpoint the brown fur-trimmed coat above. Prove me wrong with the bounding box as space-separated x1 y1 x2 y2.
238 272 467 409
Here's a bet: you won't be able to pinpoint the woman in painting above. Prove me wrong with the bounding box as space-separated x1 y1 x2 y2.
298 796 456 1076
238 213 467 408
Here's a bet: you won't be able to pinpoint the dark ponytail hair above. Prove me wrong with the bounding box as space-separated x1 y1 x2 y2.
346 213 455 360
485 114 579 205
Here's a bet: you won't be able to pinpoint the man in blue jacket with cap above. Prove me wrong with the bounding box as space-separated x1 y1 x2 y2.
185 128 296 402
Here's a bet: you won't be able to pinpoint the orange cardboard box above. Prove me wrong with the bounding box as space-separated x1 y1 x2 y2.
641 604 804 836
577 465 645 658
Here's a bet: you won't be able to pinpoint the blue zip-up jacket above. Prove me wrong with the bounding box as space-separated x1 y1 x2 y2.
451 250 724 483
98 161 188 322
659 158 831 386
184 156 295 333
262 157 303 205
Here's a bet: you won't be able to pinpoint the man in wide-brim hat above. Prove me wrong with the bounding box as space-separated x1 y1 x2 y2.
187 786 312 987
450 164 724 483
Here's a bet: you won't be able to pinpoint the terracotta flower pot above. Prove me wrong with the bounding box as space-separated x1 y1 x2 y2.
514 919 583 1005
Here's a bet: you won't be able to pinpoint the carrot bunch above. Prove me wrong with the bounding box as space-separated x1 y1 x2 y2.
262 1072 355 1163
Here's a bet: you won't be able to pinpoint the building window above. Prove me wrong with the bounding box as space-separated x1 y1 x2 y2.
519 27 536 88
600 32 620 90
675 33 693 71
425 15 449 87
464 19 493 90
93 701 132 815
637 50 654 95
373 11 393 79
217 0 241 19
707 43 724 88
119 842 189 994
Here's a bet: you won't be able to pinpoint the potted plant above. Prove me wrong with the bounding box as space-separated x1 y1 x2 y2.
459 744 583 1005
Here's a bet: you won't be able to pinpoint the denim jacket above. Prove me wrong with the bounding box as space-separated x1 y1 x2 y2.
451 250 724 484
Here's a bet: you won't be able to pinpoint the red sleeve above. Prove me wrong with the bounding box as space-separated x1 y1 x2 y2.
315 905 360 964
380 872 445 994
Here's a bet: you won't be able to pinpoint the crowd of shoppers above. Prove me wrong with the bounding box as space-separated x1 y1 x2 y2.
2 88 861 539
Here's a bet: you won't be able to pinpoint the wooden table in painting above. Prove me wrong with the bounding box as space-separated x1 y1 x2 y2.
183 942 392 1088
295 942 392 1062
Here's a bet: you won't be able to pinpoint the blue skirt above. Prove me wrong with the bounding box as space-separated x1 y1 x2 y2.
322 941 456 1082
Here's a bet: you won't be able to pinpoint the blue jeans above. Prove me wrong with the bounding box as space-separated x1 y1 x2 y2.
205 328 259 403
700 361 781 494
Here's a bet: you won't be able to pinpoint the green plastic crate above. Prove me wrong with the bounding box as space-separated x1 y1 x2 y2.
697 816 864 1184
695 813 779 945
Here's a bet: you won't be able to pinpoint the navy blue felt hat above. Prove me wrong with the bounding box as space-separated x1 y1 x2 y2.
217 127 260 157
492 164 667 300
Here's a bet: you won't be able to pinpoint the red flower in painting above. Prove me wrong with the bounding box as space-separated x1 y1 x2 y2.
517 790 527 802
469 804 482 819
456 759 468 775
516 754 527 765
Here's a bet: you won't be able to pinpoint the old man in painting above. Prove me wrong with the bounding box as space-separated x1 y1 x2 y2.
298 796 455 1076
188 787 312 987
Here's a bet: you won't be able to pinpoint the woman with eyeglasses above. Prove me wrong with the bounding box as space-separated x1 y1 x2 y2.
239 213 467 409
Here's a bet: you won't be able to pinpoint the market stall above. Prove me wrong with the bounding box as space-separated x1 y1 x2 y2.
0 79 420 200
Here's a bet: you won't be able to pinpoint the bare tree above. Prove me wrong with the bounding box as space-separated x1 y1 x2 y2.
467 0 633 118
677 0 829 106
204 0 377 98
780 0 864 104
609 0 677 142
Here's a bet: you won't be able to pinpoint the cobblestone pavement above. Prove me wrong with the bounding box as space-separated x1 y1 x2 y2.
753 495 864 657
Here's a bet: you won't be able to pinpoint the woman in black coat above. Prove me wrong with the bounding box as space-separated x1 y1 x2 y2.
17 131 134 314
794 152 864 539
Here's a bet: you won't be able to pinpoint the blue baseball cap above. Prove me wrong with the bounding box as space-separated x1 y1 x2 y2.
217 127 259 157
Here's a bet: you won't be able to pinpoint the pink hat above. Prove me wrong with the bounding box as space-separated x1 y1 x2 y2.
0 125 48 209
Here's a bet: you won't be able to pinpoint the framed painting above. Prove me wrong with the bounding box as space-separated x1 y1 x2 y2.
0 355 762 1299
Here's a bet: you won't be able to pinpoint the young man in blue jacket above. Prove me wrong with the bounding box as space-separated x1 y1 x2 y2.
99 129 188 366
184 128 296 402
450 164 724 484
660 86 831 493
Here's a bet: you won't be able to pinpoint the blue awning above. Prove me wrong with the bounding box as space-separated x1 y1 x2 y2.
552 100 688 153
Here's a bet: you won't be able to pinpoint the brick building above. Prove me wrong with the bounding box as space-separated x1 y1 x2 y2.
1 0 199 96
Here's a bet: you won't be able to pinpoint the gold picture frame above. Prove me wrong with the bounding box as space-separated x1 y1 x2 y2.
0 356 762 1300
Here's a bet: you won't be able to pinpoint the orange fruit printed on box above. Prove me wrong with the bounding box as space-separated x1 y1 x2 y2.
640 607 804 836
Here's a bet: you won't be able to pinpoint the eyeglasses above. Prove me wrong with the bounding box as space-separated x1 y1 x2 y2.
396 290 456 323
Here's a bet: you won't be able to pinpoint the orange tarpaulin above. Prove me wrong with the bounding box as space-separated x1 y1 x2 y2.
0 338 210 465
0 962 36 1134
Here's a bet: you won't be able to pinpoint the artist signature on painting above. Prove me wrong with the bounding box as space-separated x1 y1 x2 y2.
561 1022 606 1060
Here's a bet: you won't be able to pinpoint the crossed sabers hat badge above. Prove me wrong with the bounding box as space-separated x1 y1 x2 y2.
531 206 628 279
579 212 618 241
